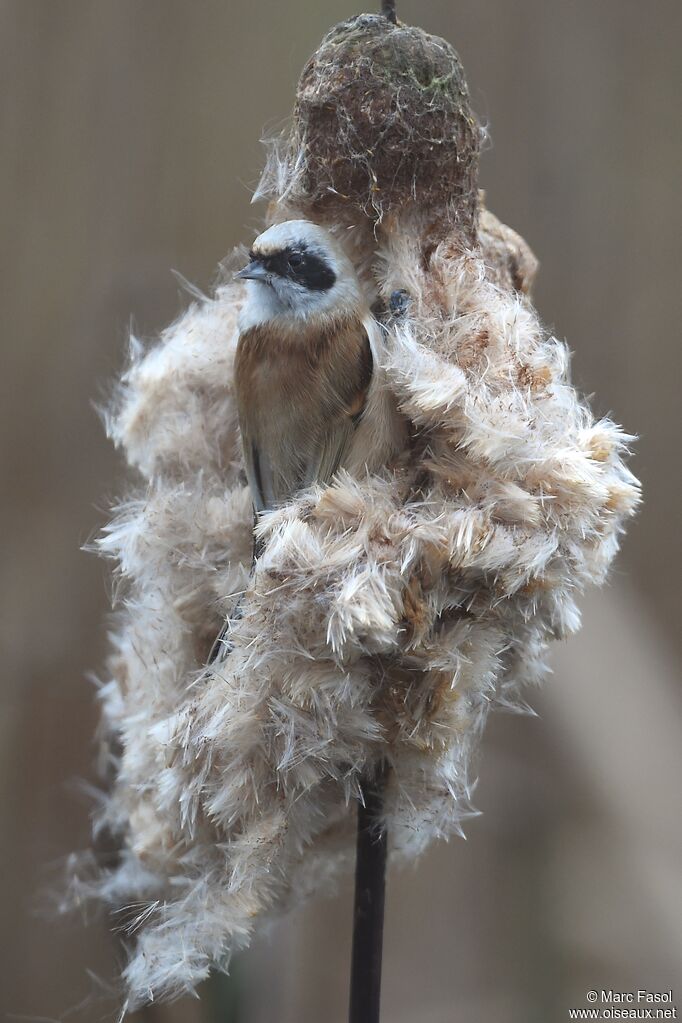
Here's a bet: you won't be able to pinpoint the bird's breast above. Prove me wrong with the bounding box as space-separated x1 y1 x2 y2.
234 314 384 507
235 316 364 401
235 322 323 410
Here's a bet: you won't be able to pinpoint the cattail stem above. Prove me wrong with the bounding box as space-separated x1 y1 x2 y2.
348 762 389 1023
380 0 397 25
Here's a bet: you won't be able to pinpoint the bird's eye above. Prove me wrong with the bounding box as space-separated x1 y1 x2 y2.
287 252 304 270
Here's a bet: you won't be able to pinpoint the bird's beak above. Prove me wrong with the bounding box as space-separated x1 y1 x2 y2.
235 259 270 283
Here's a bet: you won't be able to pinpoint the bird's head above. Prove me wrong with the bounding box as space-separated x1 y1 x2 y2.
236 220 362 327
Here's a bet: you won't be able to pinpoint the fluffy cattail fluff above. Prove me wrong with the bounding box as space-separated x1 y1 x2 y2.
76 14 640 1009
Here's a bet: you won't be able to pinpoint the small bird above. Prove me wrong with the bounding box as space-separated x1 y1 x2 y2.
233 219 405 513
208 220 405 664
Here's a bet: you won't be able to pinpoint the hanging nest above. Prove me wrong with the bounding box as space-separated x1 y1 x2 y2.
260 14 482 238
74 12 640 1011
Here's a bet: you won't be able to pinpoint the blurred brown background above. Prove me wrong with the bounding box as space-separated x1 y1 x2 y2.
1 1 680 1021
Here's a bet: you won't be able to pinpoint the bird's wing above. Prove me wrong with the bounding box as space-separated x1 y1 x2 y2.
235 325 291 513
236 318 375 510
241 428 270 514
306 322 374 488
308 417 355 488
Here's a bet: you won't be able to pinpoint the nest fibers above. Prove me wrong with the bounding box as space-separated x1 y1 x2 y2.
79 14 640 1009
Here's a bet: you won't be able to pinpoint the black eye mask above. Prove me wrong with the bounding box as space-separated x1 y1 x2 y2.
259 245 337 292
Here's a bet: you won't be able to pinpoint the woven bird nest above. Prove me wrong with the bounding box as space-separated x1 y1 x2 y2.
258 14 481 240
